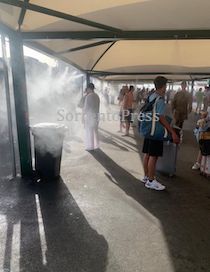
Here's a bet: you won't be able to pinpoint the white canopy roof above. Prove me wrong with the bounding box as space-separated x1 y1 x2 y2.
1 0 210 81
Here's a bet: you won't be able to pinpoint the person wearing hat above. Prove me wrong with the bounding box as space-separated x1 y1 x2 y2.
83 83 100 151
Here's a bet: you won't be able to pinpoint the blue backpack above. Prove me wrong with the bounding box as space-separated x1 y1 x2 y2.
139 95 172 141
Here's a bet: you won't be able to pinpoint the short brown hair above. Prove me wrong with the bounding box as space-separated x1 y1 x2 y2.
154 76 168 90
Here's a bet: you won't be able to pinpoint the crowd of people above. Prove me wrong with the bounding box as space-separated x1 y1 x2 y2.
117 79 210 190
117 80 193 134
80 79 210 191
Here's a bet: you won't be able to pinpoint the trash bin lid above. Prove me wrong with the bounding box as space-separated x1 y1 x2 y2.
31 123 66 136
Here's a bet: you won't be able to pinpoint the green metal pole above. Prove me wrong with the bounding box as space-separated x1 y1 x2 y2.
81 76 84 98
191 80 195 95
9 32 32 177
1 35 17 178
86 73 90 86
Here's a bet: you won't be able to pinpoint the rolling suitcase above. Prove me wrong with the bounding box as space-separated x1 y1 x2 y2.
156 141 178 176
200 156 210 176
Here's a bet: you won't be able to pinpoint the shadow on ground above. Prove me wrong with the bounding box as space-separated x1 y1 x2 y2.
90 147 210 272
98 130 130 152
0 142 13 180
0 178 108 272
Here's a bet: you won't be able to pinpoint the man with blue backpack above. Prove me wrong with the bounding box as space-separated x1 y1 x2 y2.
140 76 180 190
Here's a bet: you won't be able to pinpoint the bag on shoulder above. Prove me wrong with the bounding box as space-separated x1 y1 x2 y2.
199 130 210 140
139 95 171 141
140 95 156 113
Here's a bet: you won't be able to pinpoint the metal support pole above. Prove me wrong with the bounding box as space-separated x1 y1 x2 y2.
9 32 32 177
191 80 195 96
81 75 84 98
1 35 17 178
86 73 90 86
172 82 174 91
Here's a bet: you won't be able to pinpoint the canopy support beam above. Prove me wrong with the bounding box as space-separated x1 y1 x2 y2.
22 30 210 40
56 40 114 55
91 42 116 70
18 0 30 29
0 0 122 32
87 71 210 77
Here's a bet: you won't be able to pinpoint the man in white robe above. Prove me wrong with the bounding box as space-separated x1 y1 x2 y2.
83 83 100 151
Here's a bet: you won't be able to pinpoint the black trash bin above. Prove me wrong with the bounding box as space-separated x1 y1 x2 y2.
31 123 66 180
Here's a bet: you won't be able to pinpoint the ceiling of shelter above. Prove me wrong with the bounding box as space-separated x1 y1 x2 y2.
1 0 210 81
104 74 208 81
62 43 113 70
23 0 141 31
0 3 21 29
39 39 106 53
24 11 101 32
21 0 210 31
93 40 210 71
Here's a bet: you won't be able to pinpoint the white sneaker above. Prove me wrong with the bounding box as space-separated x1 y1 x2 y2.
141 176 148 183
145 179 166 191
192 162 200 170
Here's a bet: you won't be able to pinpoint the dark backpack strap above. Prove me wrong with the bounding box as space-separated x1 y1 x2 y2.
140 94 159 113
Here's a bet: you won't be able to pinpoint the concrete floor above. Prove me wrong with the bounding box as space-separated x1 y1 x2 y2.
0 109 210 272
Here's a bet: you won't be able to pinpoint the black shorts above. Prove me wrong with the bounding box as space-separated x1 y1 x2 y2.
119 111 123 122
142 138 163 157
124 109 133 123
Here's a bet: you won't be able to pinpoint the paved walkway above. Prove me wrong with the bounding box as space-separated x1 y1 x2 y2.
0 109 210 272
